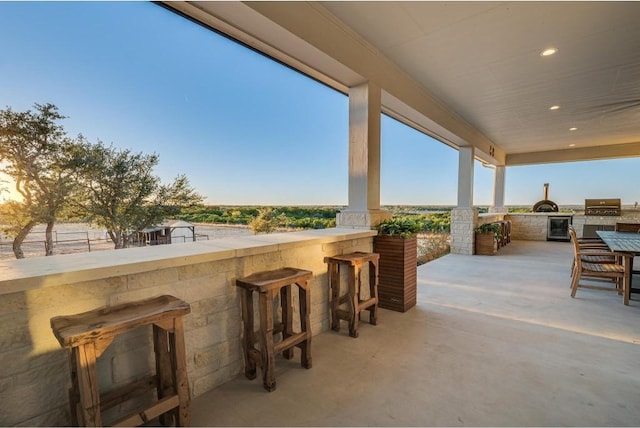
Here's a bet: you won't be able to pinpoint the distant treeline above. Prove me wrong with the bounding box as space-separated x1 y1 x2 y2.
176 203 587 232
177 206 340 229
176 205 453 232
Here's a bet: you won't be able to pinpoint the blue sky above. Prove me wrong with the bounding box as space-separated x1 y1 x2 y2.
1 2 639 206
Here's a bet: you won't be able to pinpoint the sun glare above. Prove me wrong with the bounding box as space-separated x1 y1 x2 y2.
0 171 23 202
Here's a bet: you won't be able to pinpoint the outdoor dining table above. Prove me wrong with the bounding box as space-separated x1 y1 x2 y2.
596 230 640 295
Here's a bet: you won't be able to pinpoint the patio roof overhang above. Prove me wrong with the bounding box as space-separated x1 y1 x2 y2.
163 1 640 167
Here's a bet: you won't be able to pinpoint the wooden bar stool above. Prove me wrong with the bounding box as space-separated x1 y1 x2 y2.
235 267 313 392
497 221 507 248
324 252 379 338
50 295 191 427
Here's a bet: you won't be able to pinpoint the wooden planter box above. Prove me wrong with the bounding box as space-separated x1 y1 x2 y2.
475 232 497 255
373 235 417 312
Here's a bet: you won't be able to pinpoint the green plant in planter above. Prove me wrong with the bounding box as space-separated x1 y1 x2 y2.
376 217 421 238
375 217 420 312
475 223 503 240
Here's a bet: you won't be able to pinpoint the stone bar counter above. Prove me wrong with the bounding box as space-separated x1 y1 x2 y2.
0 227 376 426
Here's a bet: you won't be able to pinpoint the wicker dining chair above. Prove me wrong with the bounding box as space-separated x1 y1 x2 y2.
569 227 632 305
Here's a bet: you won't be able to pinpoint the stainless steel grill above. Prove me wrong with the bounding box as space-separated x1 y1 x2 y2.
584 198 621 216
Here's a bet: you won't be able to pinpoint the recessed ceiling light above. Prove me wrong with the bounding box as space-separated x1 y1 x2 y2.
540 47 558 57
569 127 577 131
549 105 560 110
569 144 576 147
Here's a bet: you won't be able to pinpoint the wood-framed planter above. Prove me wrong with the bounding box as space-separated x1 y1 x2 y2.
475 231 497 255
373 235 417 312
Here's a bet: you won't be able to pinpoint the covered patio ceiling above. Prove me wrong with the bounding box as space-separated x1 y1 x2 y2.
165 1 640 167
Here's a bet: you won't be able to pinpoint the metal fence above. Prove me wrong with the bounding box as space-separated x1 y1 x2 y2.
0 231 113 259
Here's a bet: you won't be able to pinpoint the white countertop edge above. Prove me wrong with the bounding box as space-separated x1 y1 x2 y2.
0 227 377 295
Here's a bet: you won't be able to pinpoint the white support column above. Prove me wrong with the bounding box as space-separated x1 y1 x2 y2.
457 146 474 208
489 165 507 213
337 81 391 228
451 146 478 254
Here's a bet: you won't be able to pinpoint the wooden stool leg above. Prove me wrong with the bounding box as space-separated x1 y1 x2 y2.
68 349 81 426
171 317 191 427
328 263 340 332
298 279 312 369
356 265 362 322
348 265 359 338
240 288 257 380
154 325 175 426
280 285 294 360
368 260 378 325
74 344 102 426
259 290 277 392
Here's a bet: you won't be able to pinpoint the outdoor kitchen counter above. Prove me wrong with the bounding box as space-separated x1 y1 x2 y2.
507 211 640 241
505 213 574 241
572 212 640 239
505 212 576 216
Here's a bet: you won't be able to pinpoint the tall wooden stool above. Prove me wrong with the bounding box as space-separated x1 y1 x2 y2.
497 221 507 248
50 295 191 427
235 267 313 392
324 252 379 338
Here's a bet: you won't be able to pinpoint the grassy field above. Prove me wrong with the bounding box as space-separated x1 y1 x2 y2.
0 222 253 260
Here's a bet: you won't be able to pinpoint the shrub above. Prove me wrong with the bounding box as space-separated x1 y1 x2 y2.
248 208 284 234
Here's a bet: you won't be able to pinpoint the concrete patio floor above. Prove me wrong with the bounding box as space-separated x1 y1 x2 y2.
191 240 640 426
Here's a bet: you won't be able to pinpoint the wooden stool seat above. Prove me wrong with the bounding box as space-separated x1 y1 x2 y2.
324 252 379 338
236 267 313 392
50 295 191 427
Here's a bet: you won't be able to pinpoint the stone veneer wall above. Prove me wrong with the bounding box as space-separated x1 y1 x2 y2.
570 211 640 237
336 209 392 228
0 228 375 426
450 210 507 255
450 208 477 255
506 213 551 241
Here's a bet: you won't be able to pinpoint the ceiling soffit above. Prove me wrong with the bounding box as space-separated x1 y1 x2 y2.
321 1 640 164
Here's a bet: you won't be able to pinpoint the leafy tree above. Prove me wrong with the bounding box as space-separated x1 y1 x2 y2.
0 200 36 257
71 141 203 248
0 103 78 258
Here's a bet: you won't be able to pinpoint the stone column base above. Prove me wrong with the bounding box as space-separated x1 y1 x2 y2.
336 209 392 229
488 206 508 214
451 208 478 255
